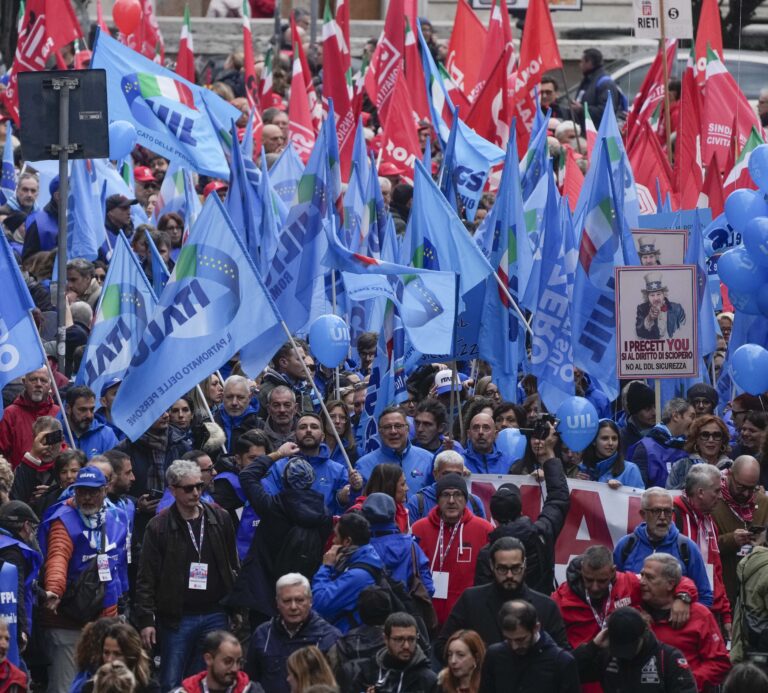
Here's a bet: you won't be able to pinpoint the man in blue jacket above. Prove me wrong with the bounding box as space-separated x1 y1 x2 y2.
311 512 384 633
613 487 713 607
61 386 119 459
356 407 433 495
463 413 516 475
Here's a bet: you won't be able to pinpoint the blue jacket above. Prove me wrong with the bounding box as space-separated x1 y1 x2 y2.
21 202 58 260
369 523 434 593
413 437 465 460
246 610 340 693
463 442 515 475
94 408 125 442
0 530 41 639
311 543 383 633
581 373 612 419
613 522 713 607
405 482 487 522
577 453 645 488
209 471 259 559
60 416 119 460
356 442 433 495
262 444 348 513
629 424 688 488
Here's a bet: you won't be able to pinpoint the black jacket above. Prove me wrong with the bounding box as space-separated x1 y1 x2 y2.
475 458 570 593
225 457 333 615
574 65 621 129
327 624 385 691
134 502 238 629
574 631 698 692
353 646 438 693
434 581 568 664
480 631 580 693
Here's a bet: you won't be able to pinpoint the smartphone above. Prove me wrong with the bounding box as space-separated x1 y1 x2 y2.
43 430 63 446
749 525 765 534
148 489 164 501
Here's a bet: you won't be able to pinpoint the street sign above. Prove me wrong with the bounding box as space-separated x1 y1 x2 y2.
633 0 693 38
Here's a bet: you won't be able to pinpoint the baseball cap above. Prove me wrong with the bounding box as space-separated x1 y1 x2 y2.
100 378 122 398
71 467 107 489
378 161 405 177
0 501 39 525
134 166 157 183
435 369 468 396
203 181 228 198
606 607 646 659
106 194 138 212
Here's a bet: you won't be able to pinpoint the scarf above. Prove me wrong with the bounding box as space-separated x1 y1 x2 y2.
720 472 755 523
335 544 361 574
680 495 719 562
578 452 618 481
76 505 107 549
141 427 168 492
218 405 258 448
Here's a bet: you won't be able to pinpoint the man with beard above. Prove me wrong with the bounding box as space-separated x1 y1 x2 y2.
0 367 59 469
480 600 579 693
173 631 258 693
62 386 118 459
635 272 686 340
213 376 260 452
40 467 128 693
434 537 568 663
262 413 354 513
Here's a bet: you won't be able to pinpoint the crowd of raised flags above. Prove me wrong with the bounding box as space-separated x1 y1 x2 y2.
0 0 766 445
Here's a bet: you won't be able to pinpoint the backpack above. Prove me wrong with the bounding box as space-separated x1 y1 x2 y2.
596 74 629 117
619 531 690 569
272 524 324 581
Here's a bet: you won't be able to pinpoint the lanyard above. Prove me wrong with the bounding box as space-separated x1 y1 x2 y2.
432 519 460 572
186 512 205 561
585 583 612 629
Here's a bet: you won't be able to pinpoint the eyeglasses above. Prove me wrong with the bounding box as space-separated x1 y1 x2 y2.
380 424 407 432
388 636 417 645
698 430 724 440
439 491 465 501
494 563 525 575
199 466 214 474
731 410 749 417
644 507 673 517
174 482 205 493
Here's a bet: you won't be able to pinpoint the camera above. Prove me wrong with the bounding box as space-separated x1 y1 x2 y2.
532 414 557 440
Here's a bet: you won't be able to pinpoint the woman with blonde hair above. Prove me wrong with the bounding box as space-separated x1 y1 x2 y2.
92 661 136 693
286 646 337 693
438 630 485 693
666 414 731 490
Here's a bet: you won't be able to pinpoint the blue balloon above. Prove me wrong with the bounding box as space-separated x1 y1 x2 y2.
308 314 350 368
497 427 527 462
728 290 763 315
109 120 137 161
731 344 768 395
555 397 599 453
717 246 768 294
748 144 768 195
744 216 768 268
725 189 760 232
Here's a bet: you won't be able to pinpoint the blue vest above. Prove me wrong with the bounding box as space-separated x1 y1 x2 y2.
26 208 58 251
216 472 260 560
0 563 19 666
45 505 127 610
0 531 41 642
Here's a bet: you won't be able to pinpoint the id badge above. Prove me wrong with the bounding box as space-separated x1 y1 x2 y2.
738 544 753 557
97 554 111 582
189 562 208 590
432 571 449 599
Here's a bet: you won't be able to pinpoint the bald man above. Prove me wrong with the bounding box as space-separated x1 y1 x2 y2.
464 412 516 474
712 455 768 605
262 124 286 154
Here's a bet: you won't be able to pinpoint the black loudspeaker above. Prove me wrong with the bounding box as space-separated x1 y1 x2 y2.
18 69 109 161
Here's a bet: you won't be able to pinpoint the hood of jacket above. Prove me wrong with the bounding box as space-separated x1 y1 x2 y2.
487 514 538 545
647 423 686 449
633 521 681 550
280 487 332 528
564 555 588 600
11 393 56 416
374 642 430 675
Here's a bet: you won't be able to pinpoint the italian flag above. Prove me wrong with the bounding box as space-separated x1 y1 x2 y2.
723 126 764 195
584 103 597 160
260 48 274 111
175 4 195 83
138 73 196 109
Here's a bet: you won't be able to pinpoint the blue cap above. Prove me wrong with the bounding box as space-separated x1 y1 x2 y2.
71 467 107 489
49 176 60 196
100 378 122 398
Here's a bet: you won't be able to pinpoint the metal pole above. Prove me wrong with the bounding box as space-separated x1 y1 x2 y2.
559 67 584 155
309 0 318 54
330 269 341 400
658 5 674 165
273 2 282 53
55 83 71 374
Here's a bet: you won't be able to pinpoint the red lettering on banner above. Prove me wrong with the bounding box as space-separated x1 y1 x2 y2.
627 495 643 533
520 484 543 519
554 490 613 564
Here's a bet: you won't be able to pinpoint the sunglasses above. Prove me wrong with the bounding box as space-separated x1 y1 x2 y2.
698 431 724 441
174 482 205 493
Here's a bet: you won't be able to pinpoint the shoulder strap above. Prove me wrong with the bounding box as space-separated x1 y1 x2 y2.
676 534 690 568
672 505 685 533
417 492 424 517
596 75 612 88
347 562 382 582
469 495 481 515
620 533 638 564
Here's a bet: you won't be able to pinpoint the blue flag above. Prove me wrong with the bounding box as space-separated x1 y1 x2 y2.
111 195 285 440
403 160 494 359
270 145 305 205
225 121 261 263
68 160 107 261
91 29 239 179
519 108 551 201
75 233 158 397
572 140 636 400
0 234 45 417
529 175 575 411
0 122 15 205
475 134 532 401
145 231 170 295
256 152 284 277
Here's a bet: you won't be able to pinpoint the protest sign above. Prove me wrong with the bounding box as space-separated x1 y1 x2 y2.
631 229 688 266
615 265 699 378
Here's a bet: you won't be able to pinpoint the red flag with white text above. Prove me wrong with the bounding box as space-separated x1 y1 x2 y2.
471 0 514 103
695 0 723 86
625 39 675 146
446 0 487 99
466 51 511 149
364 0 404 125
379 70 422 184
288 44 316 163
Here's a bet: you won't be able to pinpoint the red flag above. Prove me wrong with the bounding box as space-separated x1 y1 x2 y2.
629 121 677 213
123 0 165 63
175 4 195 83
563 146 584 213
321 0 356 179
466 52 510 149
699 155 725 216
695 0 723 86
404 17 430 124
291 16 322 133
288 43 316 164
96 0 110 33
446 0 487 99
625 39 675 145
471 0 514 103
1 0 82 125
511 0 562 151
364 0 404 124
674 51 703 209
242 1 260 111
379 70 421 184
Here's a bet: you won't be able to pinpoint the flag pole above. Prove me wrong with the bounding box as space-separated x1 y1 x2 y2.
196 385 227 455
558 68 584 155
29 312 75 446
490 270 533 337
330 269 341 400
279 321 354 474
657 6 674 165
452 361 465 443
654 378 662 424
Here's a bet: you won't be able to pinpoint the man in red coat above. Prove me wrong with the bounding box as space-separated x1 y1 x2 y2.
0 367 60 469
640 553 731 691
672 463 732 635
412 473 493 624
173 630 258 693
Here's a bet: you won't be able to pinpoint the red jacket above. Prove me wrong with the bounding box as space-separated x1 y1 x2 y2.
0 659 27 693
177 670 255 693
0 394 60 469
673 495 731 625
412 506 493 624
347 494 410 533
649 602 731 691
